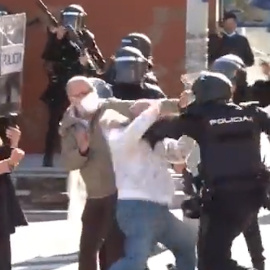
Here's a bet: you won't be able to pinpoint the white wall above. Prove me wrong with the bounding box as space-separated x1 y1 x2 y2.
186 0 208 36
185 0 209 74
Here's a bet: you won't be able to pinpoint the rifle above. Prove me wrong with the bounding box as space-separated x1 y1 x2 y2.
66 25 103 74
81 30 106 72
36 0 58 27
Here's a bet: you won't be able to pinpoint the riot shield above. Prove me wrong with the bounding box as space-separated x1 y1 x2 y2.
0 13 26 117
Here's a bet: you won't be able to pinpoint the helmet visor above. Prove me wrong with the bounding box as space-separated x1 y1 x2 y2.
61 12 82 30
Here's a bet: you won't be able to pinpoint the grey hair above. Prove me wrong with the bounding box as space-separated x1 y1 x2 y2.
66 76 113 98
66 76 96 93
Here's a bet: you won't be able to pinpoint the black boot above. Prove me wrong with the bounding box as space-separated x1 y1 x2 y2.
253 261 264 270
263 195 270 210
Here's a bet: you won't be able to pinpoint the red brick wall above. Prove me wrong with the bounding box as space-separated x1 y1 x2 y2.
4 0 187 153
208 0 217 32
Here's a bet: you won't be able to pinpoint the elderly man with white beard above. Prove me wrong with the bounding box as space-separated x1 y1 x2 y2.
59 76 123 270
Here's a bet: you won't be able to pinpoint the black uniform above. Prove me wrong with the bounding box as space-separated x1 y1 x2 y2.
211 55 265 269
251 80 270 107
40 7 100 167
143 72 269 270
41 31 95 166
111 46 165 100
112 83 165 100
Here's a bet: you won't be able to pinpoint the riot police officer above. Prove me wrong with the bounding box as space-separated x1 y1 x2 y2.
0 5 8 16
120 33 158 85
59 4 105 72
209 54 266 270
111 46 165 100
210 54 250 103
103 32 160 88
143 71 270 270
41 4 104 166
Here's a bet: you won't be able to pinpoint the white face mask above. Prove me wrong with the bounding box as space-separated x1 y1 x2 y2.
78 91 100 114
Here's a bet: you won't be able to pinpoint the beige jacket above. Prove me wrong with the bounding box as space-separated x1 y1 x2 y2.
59 98 178 199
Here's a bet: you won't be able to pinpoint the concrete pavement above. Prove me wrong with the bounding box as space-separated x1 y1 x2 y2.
11 208 270 270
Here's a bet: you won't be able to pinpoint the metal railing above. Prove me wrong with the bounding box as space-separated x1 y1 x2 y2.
12 167 183 180
12 167 68 179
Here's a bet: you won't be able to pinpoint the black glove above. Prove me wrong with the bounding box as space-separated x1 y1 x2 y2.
263 190 270 210
182 168 197 196
181 196 201 219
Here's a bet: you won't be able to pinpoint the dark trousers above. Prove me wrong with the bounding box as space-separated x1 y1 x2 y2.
197 188 264 270
0 235 11 270
79 193 124 270
243 214 265 270
44 103 67 163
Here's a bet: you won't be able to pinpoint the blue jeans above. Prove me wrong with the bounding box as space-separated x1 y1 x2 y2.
109 200 196 270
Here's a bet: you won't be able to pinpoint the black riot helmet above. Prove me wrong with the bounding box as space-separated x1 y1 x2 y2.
191 71 232 104
60 4 86 31
114 46 149 85
0 5 9 16
210 54 245 84
121 33 152 60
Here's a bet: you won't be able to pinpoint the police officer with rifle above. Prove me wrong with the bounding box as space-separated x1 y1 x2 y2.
111 46 165 100
39 2 105 166
143 71 270 270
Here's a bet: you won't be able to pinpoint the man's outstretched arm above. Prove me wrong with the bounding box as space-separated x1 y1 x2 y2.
142 113 199 148
103 98 179 117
